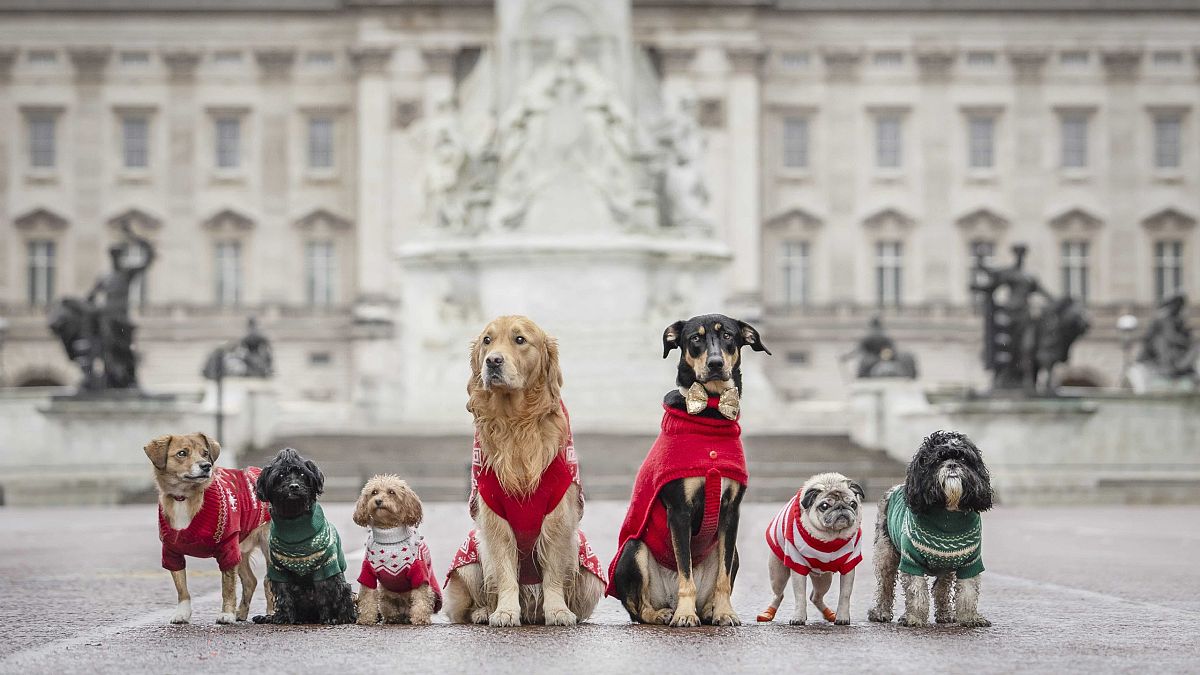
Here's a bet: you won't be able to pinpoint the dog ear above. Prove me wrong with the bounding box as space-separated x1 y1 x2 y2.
255 461 274 502
800 486 822 510
143 435 173 469
197 432 221 463
662 320 685 358
398 483 424 527
305 459 325 497
352 485 371 527
466 335 485 413
543 336 562 403
848 480 866 502
737 321 772 355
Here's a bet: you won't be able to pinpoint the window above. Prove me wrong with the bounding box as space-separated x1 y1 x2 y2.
1154 240 1184 301
1152 51 1183 66
119 51 150 65
213 50 243 64
780 241 810 307
305 241 336 306
782 116 809 169
876 240 903 307
967 115 995 169
305 51 335 66
307 116 334 169
27 240 56 307
965 51 996 67
1153 114 1182 169
28 50 57 65
780 51 810 69
873 51 904 67
875 115 902 169
1061 240 1090 302
28 114 56 169
968 240 996 313
122 115 149 169
215 241 242 307
215 116 241 169
1060 113 1089 169
1060 51 1090 66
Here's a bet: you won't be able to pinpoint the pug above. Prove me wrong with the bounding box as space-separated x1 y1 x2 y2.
758 472 865 625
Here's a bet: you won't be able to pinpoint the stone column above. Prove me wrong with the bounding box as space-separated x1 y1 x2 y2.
821 46 863 304
67 46 111 287
725 46 765 310
915 47 956 304
1101 48 1142 303
0 48 14 302
1007 47 1048 273
253 47 296 304
349 46 394 306
161 49 201 304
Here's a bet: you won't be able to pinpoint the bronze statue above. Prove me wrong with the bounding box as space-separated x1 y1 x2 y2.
48 223 155 391
841 316 918 378
1137 293 1198 382
203 316 274 380
971 243 1089 395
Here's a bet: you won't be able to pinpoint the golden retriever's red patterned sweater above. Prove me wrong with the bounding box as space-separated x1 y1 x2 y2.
158 466 270 572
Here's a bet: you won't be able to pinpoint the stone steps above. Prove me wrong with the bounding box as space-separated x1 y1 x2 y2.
252 432 907 502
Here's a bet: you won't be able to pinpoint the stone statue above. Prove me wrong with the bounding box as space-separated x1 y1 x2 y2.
841 316 918 379
972 243 1089 395
424 97 469 232
49 222 155 391
1137 293 1198 382
658 94 712 233
203 316 274 380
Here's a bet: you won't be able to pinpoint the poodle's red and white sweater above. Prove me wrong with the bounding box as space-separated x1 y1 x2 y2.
158 466 270 572
447 403 605 586
357 526 443 611
765 491 862 576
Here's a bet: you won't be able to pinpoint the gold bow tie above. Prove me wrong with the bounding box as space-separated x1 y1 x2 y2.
685 382 740 420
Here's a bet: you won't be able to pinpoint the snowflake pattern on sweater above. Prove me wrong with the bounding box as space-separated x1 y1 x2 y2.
158 466 270 572
357 526 443 612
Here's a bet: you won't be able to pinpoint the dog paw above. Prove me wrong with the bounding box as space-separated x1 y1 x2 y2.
834 617 851 626
935 615 956 624
470 608 491 625
169 603 191 624
215 612 236 625
669 611 701 628
545 608 577 626
867 608 892 623
251 614 272 624
897 615 927 628
788 617 806 626
409 614 433 626
647 608 674 625
489 609 520 627
356 614 377 626
958 616 992 628
236 607 250 622
711 611 741 627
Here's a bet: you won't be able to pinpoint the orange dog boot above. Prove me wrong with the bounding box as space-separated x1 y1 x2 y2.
756 606 777 622
822 607 837 623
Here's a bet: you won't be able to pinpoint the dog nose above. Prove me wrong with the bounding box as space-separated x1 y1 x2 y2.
374 498 382 507
198 462 212 472
486 354 504 368
706 356 725 371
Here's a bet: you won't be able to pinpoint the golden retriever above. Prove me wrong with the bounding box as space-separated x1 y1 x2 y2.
444 315 603 626
145 432 273 624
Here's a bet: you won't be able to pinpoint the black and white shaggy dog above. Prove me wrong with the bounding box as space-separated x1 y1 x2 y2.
252 448 357 625
868 430 994 628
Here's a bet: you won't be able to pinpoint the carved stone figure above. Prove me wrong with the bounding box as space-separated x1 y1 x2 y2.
1137 293 1198 381
48 223 155 391
841 316 918 379
424 97 469 232
971 243 1089 395
658 95 712 233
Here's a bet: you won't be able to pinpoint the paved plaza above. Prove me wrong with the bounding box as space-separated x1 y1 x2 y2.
0 501 1197 674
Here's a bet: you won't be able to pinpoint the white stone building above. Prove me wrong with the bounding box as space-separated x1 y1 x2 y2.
1 0 1198 432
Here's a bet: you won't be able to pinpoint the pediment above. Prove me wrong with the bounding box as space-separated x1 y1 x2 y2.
862 207 915 231
1141 207 1196 233
764 207 823 231
955 207 1009 233
107 207 163 231
202 208 255 231
1048 207 1103 233
294 208 353 231
13 207 68 232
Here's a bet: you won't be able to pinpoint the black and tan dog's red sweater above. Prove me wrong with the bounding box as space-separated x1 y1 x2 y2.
447 403 605 586
606 398 747 593
158 467 271 572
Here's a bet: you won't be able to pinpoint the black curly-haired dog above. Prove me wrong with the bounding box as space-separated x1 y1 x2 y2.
868 430 993 628
251 448 357 625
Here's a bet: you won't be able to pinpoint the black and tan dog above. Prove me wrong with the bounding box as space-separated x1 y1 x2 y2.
608 314 770 626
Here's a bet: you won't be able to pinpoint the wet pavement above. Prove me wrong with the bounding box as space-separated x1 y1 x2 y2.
1 501 1197 674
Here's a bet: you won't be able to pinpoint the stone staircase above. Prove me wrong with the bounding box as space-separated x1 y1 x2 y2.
252 432 906 503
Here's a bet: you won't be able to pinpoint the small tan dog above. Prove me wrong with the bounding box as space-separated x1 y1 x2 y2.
759 472 865 625
353 475 443 624
145 432 273 624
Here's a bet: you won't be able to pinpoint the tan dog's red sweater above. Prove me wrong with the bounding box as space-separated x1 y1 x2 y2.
158 466 270 572
606 399 747 596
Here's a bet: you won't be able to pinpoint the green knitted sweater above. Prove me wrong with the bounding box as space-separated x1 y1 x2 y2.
267 503 347 582
886 488 984 579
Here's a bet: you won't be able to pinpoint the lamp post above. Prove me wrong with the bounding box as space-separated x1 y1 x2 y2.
202 344 231 443
1117 313 1139 389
